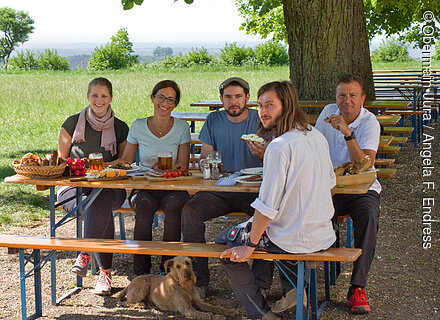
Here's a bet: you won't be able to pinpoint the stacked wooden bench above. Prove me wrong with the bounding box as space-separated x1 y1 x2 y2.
0 234 361 320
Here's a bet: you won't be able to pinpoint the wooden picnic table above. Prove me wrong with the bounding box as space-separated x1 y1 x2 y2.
190 100 411 110
379 136 394 148
4 172 374 310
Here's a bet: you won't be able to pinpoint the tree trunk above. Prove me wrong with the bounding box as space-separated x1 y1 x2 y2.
282 0 375 101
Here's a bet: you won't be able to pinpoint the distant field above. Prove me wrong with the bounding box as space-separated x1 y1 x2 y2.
0 62 437 226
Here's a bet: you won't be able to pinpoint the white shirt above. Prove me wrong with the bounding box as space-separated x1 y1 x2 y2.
251 127 337 253
315 104 381 194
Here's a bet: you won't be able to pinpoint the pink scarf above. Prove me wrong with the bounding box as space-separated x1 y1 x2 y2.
72 105 117 156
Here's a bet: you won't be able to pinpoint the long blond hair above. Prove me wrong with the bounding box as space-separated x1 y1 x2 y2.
257 81 310 139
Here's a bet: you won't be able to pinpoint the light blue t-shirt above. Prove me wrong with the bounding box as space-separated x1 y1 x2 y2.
127 117 191 166
198 109 261 172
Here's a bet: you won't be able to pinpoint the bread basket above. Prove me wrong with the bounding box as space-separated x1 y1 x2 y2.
12 161 66 179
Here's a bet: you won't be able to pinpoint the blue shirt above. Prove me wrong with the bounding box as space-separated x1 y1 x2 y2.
198 109 261 172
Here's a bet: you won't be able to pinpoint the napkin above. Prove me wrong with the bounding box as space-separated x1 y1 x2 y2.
215 172 243 186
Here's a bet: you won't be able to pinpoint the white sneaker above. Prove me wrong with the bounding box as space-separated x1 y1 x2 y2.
94 268 112 296
71 253 91 277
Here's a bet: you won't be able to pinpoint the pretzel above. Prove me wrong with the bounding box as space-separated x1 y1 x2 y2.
19 153 42 166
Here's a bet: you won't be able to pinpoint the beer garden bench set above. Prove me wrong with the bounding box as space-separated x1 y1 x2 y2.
2 69 438 319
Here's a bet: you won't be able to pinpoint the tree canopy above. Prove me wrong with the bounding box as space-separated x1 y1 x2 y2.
235 0 440 48
88 28 138 70
0 7 34 69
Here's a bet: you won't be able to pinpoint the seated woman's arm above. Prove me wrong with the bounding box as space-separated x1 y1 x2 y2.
174 142 190 175
58 128 72 159
108 141 137 166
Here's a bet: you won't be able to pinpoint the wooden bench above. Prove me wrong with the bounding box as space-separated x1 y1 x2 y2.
382 126 414 135
0 234 361 320
390 136 408 145
374 158 395 166
378 145 401 154
376 168 397 179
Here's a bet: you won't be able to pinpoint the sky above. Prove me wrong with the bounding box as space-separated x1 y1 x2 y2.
1 0 263 45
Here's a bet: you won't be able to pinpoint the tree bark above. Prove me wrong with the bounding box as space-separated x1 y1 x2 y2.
282 0 375 101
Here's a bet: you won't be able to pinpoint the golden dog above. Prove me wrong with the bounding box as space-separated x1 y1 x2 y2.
117 256 234 319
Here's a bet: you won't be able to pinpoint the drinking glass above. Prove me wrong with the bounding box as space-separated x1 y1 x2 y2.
157 152 173 170
88 152 103 171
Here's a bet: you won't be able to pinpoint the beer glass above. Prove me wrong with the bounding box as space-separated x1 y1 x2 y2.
157 151 173 170
88 152 104 171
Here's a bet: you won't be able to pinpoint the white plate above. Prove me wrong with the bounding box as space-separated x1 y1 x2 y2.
234 175 262 186
240 167 263 175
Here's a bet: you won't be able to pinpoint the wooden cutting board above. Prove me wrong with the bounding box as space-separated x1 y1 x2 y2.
335 170 376 186
70 176 129 182
132 174 201 182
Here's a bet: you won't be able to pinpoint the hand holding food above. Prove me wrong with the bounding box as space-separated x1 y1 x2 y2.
241 134 265 144
334 156 372 176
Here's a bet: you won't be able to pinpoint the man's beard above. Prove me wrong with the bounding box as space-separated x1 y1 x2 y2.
225 106 246 117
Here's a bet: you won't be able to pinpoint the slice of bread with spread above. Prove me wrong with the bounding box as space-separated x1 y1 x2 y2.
240 134 265 144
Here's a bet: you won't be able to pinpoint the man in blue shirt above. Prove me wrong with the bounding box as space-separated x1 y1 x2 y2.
181 77 263 299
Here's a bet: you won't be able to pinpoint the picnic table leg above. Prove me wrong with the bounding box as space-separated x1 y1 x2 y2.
49 187 57 305
309 267 318 320
76 188 83 287
296 261 305 320
33 249 43 319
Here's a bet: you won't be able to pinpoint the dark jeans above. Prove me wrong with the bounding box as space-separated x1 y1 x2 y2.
181 191 258 287
220 233 296 320
332 190 380 287
129 189 190 275
58 186 126 269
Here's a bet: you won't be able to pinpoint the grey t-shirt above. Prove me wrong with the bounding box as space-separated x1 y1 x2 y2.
62 113 129 162
198 109 261 172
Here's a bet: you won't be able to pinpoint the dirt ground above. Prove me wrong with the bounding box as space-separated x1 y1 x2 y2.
0 121 439 320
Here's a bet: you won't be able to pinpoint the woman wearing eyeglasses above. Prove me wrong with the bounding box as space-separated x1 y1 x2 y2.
116 80 191 276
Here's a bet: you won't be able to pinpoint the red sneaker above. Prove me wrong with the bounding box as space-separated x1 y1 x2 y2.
346 287 370 314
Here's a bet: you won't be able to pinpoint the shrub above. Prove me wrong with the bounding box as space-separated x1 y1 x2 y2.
254 41 288 66
433 42 440 61
185 47 216 66
9 49 69 70
219 42 254 66
37 49 69 70
9 50 38 70
371 38 411 62
88 28 138 70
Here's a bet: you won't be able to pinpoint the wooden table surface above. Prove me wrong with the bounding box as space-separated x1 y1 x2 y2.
5 172 374 195
190 100 411 110
379 136 394 148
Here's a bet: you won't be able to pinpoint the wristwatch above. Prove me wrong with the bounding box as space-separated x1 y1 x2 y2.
344 131 355 141
245 237 258 248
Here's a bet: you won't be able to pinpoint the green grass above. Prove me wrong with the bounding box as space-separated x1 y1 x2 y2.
0 66 289 227
372 60 440 70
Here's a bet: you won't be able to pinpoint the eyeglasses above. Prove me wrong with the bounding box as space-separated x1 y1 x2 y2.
155 94 177 105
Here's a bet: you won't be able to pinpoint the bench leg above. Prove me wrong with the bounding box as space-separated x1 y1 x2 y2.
20 249 43 320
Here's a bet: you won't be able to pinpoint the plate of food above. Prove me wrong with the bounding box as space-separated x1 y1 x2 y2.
234 174 263 186
108 162 132 170
240 167 263 175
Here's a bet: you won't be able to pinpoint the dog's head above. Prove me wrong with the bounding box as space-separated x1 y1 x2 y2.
164 256 196 290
